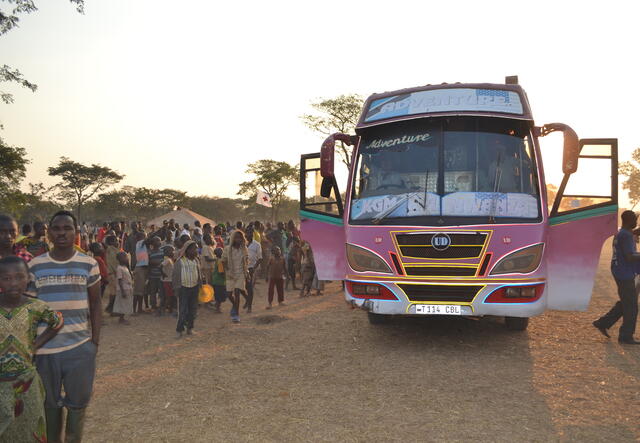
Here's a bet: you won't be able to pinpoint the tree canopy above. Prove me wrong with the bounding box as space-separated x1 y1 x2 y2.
93 186 187 220
300 94 363 166
0 0 84 107
48 157 124 220
238 159 298 221
0 136 28 192
620 147 640 209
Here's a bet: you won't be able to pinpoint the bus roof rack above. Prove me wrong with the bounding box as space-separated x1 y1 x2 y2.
505 75 519 85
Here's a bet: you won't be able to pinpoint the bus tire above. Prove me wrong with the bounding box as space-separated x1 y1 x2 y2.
367 312 390 325
505 316 529 331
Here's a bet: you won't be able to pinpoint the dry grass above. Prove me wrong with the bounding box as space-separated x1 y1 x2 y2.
85 241 640 442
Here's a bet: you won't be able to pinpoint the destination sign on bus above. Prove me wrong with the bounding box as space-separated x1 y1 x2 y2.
364 88 524 123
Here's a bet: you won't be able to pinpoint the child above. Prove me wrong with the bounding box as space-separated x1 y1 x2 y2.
146 237 164 315
286 236 301 290
104 235 120 314
112 252 133 325
89 242 109 297
0 256 63 441
173 241 201 338
161 246 176 315
201 234 216 286
222 231 248 323
300 241 315 297
211 247 227 313
266 246 287 309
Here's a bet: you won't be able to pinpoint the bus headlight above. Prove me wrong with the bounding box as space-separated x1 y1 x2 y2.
490 243 544 275
346 244 393 274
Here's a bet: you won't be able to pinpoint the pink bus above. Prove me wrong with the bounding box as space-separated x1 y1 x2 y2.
300 78 618 330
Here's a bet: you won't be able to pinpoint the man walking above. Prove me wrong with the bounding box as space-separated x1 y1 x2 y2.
594 210 640 344
29 210 102 441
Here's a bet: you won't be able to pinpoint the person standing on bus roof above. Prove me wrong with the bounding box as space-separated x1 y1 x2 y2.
593 210 640 344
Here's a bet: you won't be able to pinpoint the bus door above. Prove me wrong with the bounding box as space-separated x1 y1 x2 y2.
299 153 347 281
546 139 618 310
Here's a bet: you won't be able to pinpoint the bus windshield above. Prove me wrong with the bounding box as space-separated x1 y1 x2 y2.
350 116 541 225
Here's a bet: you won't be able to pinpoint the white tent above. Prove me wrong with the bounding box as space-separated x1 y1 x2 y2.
146 207 215 228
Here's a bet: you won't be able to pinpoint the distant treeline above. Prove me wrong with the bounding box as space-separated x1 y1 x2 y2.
3 185 300 225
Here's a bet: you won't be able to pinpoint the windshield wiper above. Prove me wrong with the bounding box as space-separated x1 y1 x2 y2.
372 192 419 224
372 169 431 225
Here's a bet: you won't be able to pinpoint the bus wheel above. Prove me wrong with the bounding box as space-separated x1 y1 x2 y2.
505 317 529 331
367 312 390 325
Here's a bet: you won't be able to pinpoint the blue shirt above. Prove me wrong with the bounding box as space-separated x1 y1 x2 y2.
611 228 636 280
135 240 149 267
28 252 100 354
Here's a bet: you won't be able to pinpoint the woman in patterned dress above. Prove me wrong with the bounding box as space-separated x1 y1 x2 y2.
0 256 63 442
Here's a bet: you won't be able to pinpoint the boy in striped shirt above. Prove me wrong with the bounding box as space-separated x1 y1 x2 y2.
28 210 102 442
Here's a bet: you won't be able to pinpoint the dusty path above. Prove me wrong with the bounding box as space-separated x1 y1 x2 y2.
85 244 640 442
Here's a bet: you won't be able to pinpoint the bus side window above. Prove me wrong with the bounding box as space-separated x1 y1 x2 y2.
550 140 617 216
300 153 343 218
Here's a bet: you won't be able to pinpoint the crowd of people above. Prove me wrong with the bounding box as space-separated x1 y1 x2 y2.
0 210 322 442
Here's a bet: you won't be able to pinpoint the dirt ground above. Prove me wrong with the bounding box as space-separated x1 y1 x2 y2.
84 242 640 442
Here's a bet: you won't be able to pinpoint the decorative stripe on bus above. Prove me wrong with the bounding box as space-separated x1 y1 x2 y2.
346 274 546 284
549 205 618 226
299 210 344 226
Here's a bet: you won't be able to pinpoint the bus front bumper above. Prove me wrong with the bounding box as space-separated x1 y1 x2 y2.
344 280 547 318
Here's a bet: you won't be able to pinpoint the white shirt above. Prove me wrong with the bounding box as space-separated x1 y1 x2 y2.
247 240 263 268
180 229 190 238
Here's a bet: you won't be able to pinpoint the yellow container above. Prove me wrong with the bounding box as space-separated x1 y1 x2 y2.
198 284 214 303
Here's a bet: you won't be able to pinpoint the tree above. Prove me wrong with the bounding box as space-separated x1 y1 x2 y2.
91 186 188 222
0 136 29 193
620 147 640 209
300 94 364 167
238 160 298 221
16 182 61 222
48 157 124 221
0 137 30 215
0 1 84 109
187 195 246 223
92 188 133 221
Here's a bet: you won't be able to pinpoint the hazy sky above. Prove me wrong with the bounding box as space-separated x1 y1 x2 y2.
1 0 637 204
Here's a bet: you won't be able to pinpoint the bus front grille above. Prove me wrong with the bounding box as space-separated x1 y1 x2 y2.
403 266 477 277
397 284 483 303
395 232 488 259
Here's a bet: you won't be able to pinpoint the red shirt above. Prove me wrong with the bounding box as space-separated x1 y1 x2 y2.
97 228 107 243
0 244 33 264
95 256 109 284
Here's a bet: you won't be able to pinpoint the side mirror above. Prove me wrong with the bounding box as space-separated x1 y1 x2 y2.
320 133 359 179
320 177 334 198
538 123 580 174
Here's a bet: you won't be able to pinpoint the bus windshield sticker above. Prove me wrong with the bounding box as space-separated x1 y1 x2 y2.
351 192 538 221
441 192 538 218
364 89 524 123
351 193 440 220
363 133 432 151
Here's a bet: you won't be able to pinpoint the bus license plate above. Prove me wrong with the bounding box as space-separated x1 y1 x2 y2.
415 304 462 315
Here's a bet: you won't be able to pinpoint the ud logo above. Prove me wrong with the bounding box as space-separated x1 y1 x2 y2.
431 233 451 251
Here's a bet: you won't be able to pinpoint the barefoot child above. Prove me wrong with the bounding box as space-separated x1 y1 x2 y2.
222 231 248 323
0 256 63 441
161 246 176 315
173 241 202 337
211 247 227 313
300 241 315 297
112 252 133 325
104 235 120 314
266 246 286 309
